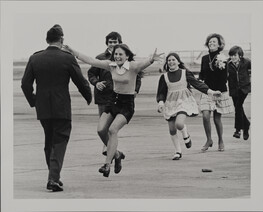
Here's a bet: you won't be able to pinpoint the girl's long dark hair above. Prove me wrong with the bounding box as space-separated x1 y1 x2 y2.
110 44 135 61
163 52 192 89
163 52 186 72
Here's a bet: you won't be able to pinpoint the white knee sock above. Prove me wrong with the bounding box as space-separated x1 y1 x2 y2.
170 134 182 153
179 125 190 143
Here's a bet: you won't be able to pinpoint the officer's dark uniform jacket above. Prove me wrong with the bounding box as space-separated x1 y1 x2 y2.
21 46 92 120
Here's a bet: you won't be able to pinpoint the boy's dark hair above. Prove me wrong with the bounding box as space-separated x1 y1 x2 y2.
228 45 244 57
110 44 135 62
105 31 122 45
205 33 225 51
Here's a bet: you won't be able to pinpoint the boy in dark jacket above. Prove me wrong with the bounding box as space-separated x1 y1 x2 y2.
227 46 251 140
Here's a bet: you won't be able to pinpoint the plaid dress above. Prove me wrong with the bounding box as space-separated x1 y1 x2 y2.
163 70 199 119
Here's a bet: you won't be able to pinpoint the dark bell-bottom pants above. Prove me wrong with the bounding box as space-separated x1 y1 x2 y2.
231 89 250 131
40 119 72 182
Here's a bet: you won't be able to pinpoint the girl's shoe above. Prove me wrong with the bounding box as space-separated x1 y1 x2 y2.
98 163 110 177
184 135 192 149
218 143 225 151
172 152 182 160
114 151 125 174
201 141 213 152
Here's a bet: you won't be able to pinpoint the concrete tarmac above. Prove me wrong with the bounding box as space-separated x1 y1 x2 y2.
13 75 251 199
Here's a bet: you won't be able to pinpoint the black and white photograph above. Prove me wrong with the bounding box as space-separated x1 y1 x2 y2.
1 1 263 212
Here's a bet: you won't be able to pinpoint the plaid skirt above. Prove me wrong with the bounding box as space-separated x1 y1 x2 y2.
199 92 234 114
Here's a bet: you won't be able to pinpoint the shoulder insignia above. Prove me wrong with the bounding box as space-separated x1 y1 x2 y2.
33 50 44 55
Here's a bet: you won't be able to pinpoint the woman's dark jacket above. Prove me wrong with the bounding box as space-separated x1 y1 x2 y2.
199 50 228 92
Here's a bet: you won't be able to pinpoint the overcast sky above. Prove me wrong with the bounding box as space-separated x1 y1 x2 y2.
11 1 252 60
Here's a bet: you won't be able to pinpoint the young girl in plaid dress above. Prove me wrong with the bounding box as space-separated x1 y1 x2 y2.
157 52 221 160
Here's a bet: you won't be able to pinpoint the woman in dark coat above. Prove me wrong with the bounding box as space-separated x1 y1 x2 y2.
199 33 234 152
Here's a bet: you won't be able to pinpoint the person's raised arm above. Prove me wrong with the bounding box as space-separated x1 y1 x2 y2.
63 45 111 71
132 48 164 73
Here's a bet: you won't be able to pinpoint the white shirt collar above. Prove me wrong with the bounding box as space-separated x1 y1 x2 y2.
109 60 130 70
107 49 112 54
49 44 61 49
